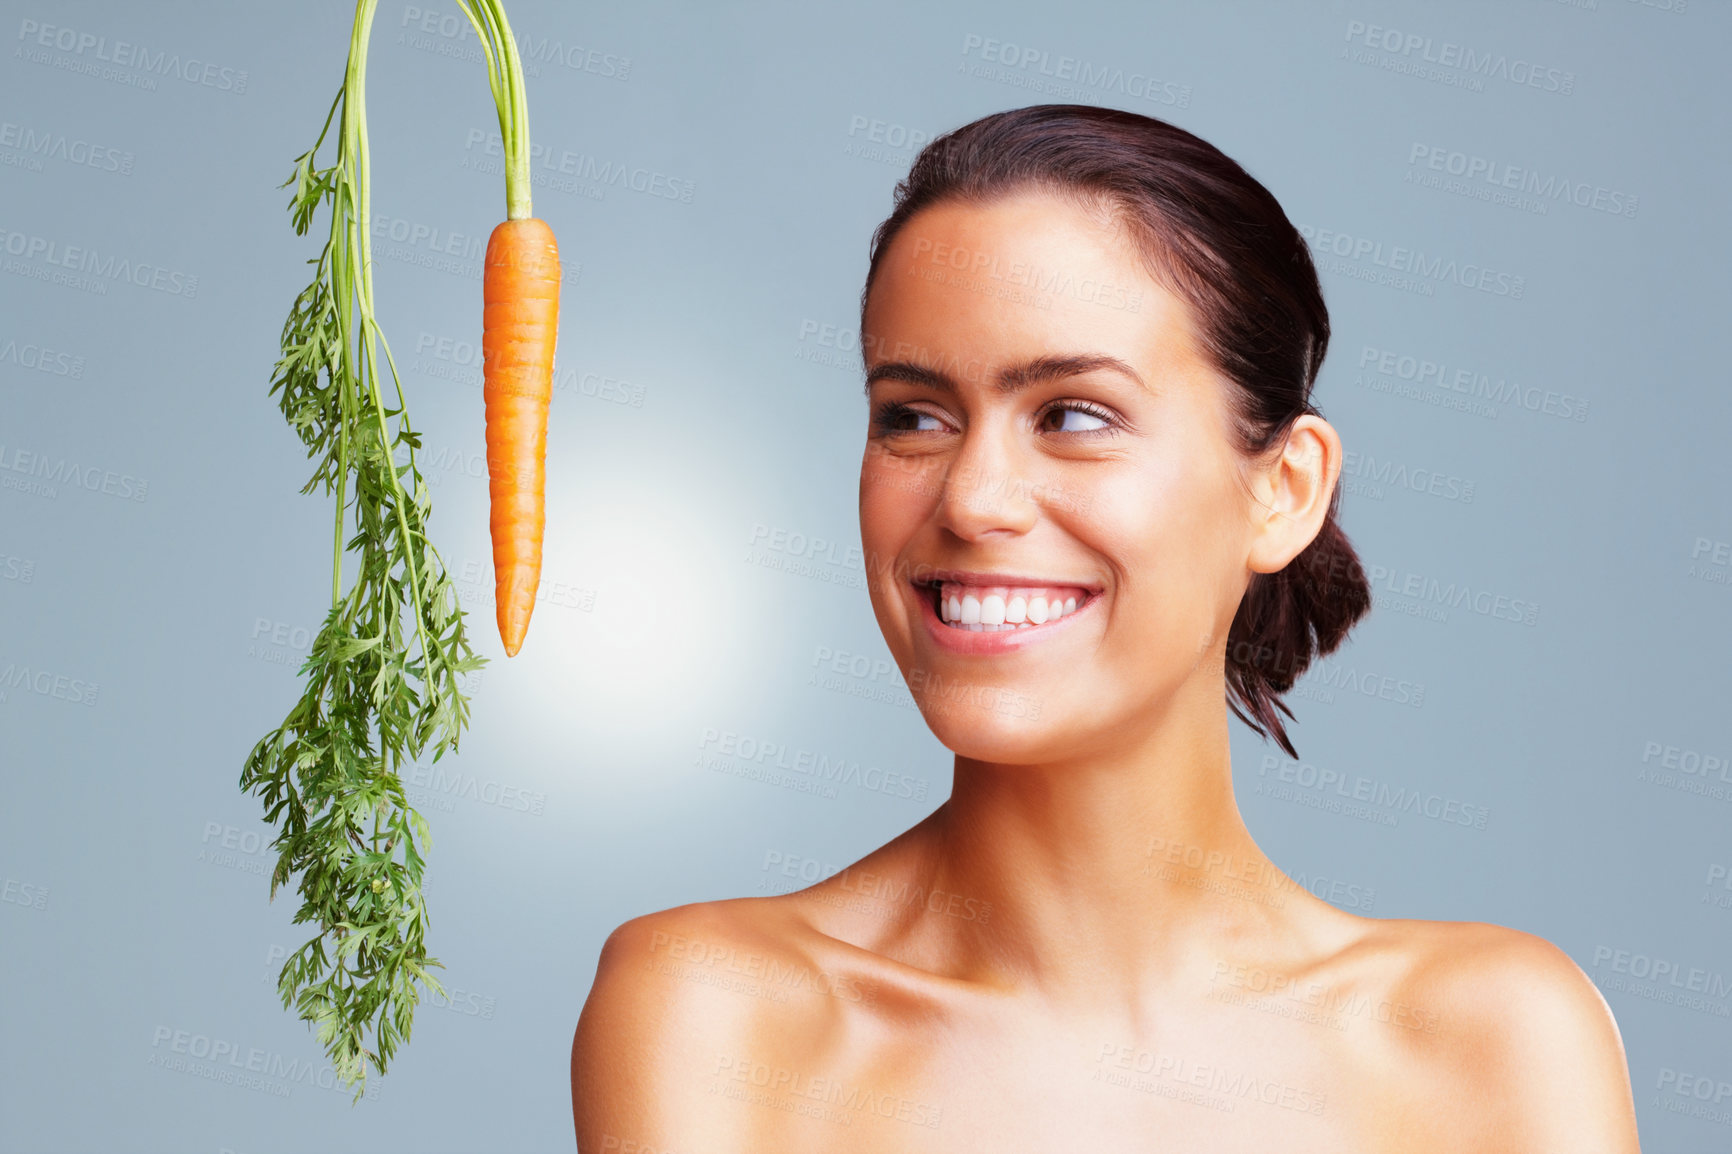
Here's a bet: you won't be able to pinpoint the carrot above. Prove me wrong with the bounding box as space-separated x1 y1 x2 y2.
483 218 559 656
462 0 558 656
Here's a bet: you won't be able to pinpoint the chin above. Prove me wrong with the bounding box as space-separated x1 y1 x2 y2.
912 689 1079 764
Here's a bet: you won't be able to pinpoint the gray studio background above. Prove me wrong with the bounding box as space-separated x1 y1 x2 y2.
2 0 1728 1150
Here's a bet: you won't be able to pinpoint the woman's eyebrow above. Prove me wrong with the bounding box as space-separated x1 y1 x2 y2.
864 353 1148 395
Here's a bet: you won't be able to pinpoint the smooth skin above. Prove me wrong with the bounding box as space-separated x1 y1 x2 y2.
571 189 1642 1153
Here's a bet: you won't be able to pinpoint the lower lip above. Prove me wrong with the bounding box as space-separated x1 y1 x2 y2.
915 583 1095 655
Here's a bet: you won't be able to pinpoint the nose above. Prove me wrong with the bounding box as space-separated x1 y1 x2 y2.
934 420 1041 542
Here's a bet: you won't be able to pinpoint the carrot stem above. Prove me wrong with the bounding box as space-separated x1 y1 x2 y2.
456 0 532 220
339 0 445 705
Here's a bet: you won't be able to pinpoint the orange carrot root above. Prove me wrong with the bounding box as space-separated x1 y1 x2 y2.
482 216 560 656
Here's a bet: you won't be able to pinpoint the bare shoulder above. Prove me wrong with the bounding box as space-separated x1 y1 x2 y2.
1360 917 1640 1152
570 897 871 1153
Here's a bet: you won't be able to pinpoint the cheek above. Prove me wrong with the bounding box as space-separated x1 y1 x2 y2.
859 453 938 553
1087 462 1247 635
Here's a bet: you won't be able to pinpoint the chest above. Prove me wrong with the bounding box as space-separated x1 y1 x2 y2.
705 995 1439 1154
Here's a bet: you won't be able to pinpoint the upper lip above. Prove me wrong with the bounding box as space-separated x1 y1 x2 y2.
909 566 1104 593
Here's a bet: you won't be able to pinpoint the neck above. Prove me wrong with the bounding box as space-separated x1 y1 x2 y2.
894 671 1321 1007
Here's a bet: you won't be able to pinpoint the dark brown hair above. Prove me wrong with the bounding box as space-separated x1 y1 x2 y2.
860 104 1371 758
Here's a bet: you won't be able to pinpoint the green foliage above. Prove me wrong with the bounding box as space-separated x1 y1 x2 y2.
240 12 483 1101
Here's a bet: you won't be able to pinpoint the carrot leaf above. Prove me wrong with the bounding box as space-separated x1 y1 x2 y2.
240 0 485 1103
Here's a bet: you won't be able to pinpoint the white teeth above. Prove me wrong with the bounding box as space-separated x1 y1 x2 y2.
930 580 1091 631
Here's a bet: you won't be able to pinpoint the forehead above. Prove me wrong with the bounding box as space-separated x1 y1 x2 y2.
863 189 1209 382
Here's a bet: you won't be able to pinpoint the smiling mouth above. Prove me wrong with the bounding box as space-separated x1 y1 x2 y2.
916 579 1096 632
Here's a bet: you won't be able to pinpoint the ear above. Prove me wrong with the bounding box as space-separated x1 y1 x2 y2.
1245 415 1342 575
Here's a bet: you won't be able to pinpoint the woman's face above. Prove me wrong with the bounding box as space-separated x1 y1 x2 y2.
858 188 1333 765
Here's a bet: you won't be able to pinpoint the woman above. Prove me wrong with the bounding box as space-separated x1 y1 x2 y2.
571 105 1641 1152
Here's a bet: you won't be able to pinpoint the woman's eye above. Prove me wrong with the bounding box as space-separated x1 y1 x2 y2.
873 399 1118 437
1040 403 1115 434
872 402 948 434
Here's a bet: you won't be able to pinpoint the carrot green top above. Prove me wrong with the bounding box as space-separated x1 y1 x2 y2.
458 0 534 221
